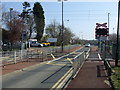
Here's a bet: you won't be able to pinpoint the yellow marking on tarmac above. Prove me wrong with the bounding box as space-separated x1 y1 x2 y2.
50 68 73 90
46 63 65 66
51 54 56 59
57 70 73 88
67 58 73 64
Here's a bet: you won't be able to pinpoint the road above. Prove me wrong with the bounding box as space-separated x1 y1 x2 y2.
2 47 90 89
3 61 70 88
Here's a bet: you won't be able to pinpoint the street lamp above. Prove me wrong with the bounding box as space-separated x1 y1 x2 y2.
58 0 67 52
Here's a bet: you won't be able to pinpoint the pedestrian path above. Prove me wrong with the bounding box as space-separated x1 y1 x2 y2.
66 47 113 89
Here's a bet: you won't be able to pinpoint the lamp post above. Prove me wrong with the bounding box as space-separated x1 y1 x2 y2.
58 0 67 52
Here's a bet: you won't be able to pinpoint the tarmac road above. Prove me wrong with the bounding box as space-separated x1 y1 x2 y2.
2 58 71 88
2 47 89 89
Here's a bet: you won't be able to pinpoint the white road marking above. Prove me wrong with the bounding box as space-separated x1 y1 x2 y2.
98 53 102 60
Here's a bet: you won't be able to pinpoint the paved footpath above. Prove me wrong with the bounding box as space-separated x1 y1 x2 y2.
66 46 113 89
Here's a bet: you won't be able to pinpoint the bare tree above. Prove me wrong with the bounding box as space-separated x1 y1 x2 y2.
2 10 25 48
7 18 24 43
46 20 59 38
45 20 75 45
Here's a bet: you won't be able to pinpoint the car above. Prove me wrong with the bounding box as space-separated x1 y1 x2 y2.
30 41 43 47
84 43 91 47
41 42 51 47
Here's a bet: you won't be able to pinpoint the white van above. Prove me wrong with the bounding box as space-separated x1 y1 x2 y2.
28 39 43 47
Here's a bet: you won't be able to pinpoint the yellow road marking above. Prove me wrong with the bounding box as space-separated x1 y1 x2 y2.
50 68 73 90
67 58 73 64
47 63 66 66
51 54 56 59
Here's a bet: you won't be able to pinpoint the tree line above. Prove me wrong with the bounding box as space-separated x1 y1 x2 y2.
1 1 82 50
2 2 45 49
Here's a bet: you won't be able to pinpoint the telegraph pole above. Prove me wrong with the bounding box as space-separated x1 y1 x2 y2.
115 0 120 66
61 0 64 52
9 8 13 50
108 13 110 29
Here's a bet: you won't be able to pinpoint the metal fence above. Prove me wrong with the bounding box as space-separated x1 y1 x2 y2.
72 51 85 78
1 50 27 66
1 44 82 67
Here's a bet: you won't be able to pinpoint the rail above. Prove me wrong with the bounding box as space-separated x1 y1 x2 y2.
72 51 85 78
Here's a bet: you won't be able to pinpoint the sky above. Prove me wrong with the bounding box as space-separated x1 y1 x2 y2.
1 0 119 40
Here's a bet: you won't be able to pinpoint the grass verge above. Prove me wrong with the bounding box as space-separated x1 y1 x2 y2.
111 66 120 89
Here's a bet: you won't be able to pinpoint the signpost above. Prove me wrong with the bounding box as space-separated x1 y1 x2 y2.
47 38 57 53
47 38 57 43
95 22 109 39
95 22 109 55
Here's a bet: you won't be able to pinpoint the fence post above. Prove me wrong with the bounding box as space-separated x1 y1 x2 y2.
14 51 16 64
20 50 22 60
45 49 47 61
42 50 43 61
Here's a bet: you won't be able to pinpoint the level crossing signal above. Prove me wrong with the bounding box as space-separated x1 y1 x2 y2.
95 23 109 39
95 28 109 36
96 23 107 29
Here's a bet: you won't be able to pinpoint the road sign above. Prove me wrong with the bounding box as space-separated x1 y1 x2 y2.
47 38 57 42
96 23 107 29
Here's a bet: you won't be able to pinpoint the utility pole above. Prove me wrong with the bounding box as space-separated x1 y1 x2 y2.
108 13 110 29
113 28 115 42
58 0 67 52
115 0 120 66
9 8 13 50
61 0 64 52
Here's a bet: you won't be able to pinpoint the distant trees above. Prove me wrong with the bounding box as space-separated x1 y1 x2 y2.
108 34 117 42
2 10 24 44
33 2 45 42
7 18 24 43
2 1 83 49
46 20 60 38
45 20 75 45
19 1 34 40
2 1 45 47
